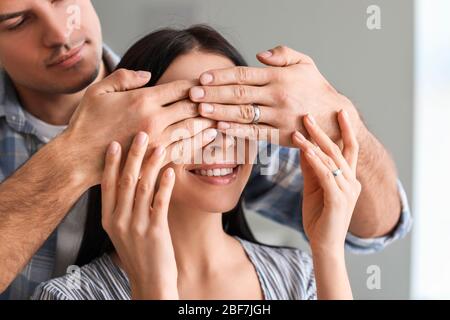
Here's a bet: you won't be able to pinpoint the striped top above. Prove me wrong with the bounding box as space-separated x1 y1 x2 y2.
31 237 317 300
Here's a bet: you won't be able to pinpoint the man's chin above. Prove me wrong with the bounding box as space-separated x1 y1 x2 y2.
42 63 101 94
56 67 100 94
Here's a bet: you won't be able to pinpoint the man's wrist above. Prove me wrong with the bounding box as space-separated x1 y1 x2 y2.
51 130 100 190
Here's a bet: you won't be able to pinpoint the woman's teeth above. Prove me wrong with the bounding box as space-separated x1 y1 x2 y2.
194 168 234 177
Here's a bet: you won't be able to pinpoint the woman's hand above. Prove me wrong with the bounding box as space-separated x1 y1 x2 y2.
293 110 361 252
292 110 360 300
101 132 178 300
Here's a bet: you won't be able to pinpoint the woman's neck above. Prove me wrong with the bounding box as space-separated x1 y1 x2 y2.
167 204 239 278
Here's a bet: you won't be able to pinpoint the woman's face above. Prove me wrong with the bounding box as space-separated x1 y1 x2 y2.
156 50 257 214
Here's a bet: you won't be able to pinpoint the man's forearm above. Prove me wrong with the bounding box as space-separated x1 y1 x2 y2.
0 133 91 292
349 125 401 238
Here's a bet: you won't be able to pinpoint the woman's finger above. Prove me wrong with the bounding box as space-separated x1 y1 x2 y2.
132 146 166 227
293 131 349 191
151 168 176 226
303 114 353 179
101 142 122 224
293 132 339 195
338 110 359 173
115 132 149 223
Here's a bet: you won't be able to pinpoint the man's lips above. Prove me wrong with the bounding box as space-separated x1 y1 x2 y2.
47 42 85 68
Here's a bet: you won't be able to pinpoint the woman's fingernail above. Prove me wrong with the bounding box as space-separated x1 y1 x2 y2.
166 168 175 178
136 132 148 146
306 114 316 125
191 87 205 99
205 128 218 140
200 73 214 85
218 122 231 130
258 50 273 58
341 109 349 120
306 148 316 157
201 103 214 114
154 146 165 157
294 131 306 142
108 142 120 155
137 71 151 78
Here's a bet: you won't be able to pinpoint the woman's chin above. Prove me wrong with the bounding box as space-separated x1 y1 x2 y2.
196 197 241 214
174 192 241 214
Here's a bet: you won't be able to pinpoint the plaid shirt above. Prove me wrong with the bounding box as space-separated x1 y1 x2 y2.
0 46 412 300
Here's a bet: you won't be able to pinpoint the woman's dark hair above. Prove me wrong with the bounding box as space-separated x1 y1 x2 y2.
75 25 258 266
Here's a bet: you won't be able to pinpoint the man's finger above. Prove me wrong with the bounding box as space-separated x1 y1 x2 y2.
198 103 277 126
216 122 277 141
162 99 199 126
256 45 313 67
198 103 276 125
161 118 216 147
199 66 274 86
92 69 151 95
164 129 218 166
136 79 196 105
190 85 274 106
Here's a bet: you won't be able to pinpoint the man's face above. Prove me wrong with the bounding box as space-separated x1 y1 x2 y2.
0 0 103 94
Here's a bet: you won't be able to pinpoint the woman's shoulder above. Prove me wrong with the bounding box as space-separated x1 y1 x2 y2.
31 254 130 300
235 237 316 300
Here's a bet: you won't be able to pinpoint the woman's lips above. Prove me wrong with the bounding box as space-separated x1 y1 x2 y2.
187 165 240 186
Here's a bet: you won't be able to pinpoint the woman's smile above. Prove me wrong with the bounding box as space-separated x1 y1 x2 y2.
186 164 241 186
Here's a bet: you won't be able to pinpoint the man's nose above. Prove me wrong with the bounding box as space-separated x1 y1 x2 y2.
41 10 70 48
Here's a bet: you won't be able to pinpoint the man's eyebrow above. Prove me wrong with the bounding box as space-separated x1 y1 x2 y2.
0 11 29 23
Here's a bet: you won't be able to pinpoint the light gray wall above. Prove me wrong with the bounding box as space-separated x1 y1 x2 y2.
93 0 414 299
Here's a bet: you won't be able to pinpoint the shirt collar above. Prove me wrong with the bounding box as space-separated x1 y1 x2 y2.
0 44 120 134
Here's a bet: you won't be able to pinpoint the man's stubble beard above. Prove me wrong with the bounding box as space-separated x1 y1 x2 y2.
54 62 101 95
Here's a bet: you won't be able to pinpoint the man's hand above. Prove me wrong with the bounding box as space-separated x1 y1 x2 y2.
0 68 217 293
65 68 216 188
191 46 402 239
190 45 362 146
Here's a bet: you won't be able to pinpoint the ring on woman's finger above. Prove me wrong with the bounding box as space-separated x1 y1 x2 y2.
332 168 343 177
